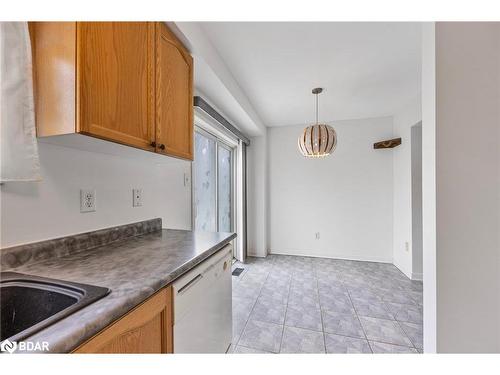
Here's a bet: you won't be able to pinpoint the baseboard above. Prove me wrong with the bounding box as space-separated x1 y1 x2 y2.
411 272 423 281
268 250 393 264
246 252 267 258
393 262 412 279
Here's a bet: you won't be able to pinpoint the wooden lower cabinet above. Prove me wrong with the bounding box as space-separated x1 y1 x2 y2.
74 287 173 354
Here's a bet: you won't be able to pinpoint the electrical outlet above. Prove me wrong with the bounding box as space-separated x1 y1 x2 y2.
315 232 320 240
132 188 142 207
80 189 96 213
405 241 410 252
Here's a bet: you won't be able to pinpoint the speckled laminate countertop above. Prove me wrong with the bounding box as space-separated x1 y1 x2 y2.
4 228 236 353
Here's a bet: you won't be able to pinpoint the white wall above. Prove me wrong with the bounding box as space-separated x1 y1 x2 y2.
392 96 422 278
267 117 394 262
422 22 437 354
411 123 423 280
435 22 500 353
0 137 192 248
246 132 268 257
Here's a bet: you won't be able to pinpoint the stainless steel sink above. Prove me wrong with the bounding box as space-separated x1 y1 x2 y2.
0 272 110 342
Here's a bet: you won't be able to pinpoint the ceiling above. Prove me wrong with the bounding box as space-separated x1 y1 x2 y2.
199 22 422 127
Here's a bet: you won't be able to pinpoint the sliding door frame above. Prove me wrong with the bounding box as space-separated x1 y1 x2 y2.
193 104 247 261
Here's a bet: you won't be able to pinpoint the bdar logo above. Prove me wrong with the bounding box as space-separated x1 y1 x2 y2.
1 339 17 353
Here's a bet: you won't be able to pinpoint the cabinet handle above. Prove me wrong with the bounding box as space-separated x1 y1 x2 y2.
159 144 165 150
150 141 156 148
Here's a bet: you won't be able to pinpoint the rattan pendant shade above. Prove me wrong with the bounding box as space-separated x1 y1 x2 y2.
298 88 337 158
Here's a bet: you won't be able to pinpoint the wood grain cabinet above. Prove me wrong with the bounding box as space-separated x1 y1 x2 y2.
74 287 173 354
78 22 156 151
155 22 193 159
30 22 193 160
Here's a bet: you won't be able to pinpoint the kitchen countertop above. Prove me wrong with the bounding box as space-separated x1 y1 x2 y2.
5 228 236 353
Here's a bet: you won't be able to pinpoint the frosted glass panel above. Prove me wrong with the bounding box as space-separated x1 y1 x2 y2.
218 146 232 232
194 132 216 232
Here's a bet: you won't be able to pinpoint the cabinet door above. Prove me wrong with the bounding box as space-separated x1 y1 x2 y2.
78 22 155 151
156 22 194 160
74 287 173 354
30 22 77 137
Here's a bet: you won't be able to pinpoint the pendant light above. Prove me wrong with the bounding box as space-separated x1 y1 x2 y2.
298 88 337 158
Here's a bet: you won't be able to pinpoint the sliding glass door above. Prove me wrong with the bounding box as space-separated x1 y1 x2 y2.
194 129 234 233
217 144 233 232
194 131 217 231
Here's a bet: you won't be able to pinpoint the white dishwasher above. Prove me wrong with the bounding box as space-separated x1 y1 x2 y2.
173 244 233 353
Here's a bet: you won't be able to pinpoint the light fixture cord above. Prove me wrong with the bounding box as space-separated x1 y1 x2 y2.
315 92 319 125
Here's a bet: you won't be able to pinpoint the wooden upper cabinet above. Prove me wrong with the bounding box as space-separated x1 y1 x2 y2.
155 22 194 160
30 22 193 160
78 22 155 151
30 22 77 137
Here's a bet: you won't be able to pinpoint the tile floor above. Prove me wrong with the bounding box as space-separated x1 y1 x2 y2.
230 254 423 354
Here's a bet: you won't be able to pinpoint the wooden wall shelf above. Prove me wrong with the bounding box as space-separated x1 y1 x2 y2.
373 137 402 149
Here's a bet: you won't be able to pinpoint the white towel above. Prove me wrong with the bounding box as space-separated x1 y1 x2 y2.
0 22 41 182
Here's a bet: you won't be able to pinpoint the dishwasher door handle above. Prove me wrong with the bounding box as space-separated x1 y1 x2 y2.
177 274 203 295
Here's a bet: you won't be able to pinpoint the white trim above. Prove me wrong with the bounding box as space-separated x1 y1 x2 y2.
422 22 437 353
247 252 266 258
411 272 423 281
268 250 393 264
234 141 245 262
393 261 412 280
195 108 239 148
